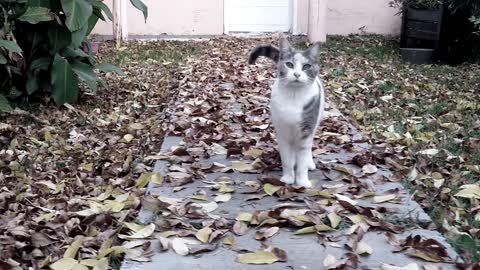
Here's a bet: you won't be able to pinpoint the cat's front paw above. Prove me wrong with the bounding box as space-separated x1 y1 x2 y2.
296 178 312 188
280 175 295 185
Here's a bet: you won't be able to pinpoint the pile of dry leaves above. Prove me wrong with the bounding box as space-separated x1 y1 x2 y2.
0 35 478 270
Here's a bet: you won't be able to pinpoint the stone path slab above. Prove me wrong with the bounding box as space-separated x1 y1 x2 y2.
121 38 460 270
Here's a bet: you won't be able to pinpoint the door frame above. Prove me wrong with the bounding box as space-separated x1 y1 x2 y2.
223 0 297 34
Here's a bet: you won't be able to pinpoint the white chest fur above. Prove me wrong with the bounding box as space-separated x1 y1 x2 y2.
270 77 325 139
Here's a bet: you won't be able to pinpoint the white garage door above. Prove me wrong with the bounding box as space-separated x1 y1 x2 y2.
224 0 293 33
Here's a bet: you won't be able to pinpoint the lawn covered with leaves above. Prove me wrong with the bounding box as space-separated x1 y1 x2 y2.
321 35 480 264
0 40 201 269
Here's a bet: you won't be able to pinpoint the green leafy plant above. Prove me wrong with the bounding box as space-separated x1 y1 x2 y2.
389 0 444 10
0 0 147 111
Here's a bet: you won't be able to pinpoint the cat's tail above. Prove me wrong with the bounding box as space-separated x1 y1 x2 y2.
248 45 280 64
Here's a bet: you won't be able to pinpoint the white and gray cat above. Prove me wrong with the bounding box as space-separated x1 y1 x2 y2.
249 35 325 188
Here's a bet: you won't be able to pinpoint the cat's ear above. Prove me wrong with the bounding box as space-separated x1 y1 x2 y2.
306 42 321 59
278 34 292 55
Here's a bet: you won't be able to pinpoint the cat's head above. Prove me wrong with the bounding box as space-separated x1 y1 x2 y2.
277 35 321 87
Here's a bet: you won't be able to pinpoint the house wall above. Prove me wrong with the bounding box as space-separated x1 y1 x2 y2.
92 0 224 36
326 0 401 35
91 0 400 38
128 0 224 36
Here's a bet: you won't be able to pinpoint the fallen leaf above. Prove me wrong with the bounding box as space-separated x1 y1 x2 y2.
214 193 232 202
355 241 373 255
223 235 235 246
171 238 189 256
233 221 248 236
120 224 155 239
195 227 212 243
50 258 79 270
373 194 397 203
323 254 337 268
236 212 253 222
236 251 279 265
454 184 480 199
255 227 279 240
263 183 281 196
381 263 420 270
231 161 254 172
327 213 342 229
362 164 378 174
64 238 84 258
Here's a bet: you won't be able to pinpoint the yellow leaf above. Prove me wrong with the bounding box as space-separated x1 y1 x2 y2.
455 184 480 199
243 149 263 157
263 183 281 196
44 131 53 142
195 227 212 243
236 212 253 222
120 223 155 239
334 165 354 175
150 173 163 185
293 226 316 235
122 134 134 143
223 235 235 246
80 259 98 267
373 194 397 203
219 184 234 193
236 251 278 265
124 222 145 232
135 172 152 188
49 258 78 270
64 238 84 258
215 193 232 202
231 161 254 172
465 165 480 174
189 194 208 201
72 264 88 270
327 213 341 228
92 258 108 270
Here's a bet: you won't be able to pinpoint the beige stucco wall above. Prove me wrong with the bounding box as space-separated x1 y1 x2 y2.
326 0 401 35
91 0 399 38
128 0 223 36
92 0 223 36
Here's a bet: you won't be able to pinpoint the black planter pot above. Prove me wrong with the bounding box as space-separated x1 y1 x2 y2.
400 5 445 64
400 48 434 64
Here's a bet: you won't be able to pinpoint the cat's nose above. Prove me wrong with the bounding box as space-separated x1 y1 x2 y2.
294 72 300 78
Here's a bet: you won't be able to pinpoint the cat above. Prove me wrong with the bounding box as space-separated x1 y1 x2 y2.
249 35 325 188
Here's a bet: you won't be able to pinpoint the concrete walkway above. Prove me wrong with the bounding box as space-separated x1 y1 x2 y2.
121 38 460 270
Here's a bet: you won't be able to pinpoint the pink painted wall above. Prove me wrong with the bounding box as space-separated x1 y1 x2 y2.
326 0 401 35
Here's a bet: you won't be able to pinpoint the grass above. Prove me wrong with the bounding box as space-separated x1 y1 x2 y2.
323 35 480 263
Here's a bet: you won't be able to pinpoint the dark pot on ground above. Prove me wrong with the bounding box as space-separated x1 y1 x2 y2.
400 48 435 64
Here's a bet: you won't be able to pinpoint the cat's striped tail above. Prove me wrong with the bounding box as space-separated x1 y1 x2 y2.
248 45 280 64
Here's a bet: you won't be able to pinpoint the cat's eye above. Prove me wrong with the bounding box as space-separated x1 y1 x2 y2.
285 62 294 68
302 64 312 70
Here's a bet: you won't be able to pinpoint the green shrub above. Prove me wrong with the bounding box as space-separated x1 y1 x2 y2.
0 0 147 111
